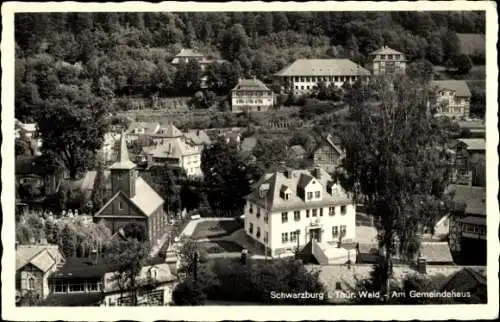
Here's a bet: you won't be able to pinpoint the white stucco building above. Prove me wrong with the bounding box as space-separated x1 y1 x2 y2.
243 167 356 258
231 78 274 113
274 59 370 95
369 46 408 75
431 80 472 120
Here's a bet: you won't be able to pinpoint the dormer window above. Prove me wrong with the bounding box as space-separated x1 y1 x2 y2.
315 191 321 199
285 193 290 200
307 192 313 200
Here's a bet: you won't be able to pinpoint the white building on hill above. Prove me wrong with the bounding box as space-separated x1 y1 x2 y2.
244 167 356 258
274 59 370 95
231 78 274 113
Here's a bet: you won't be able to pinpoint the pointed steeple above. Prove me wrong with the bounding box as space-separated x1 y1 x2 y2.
109 131 136 170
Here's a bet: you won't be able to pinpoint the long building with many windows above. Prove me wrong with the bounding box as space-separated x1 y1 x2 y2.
243 167 356 258
274 59 370 95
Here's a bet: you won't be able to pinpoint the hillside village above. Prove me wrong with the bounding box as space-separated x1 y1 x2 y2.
14 11 487 306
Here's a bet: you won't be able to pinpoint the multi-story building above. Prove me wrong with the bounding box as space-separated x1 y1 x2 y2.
431 80 472 119
368 46 407 75
454 138 486 186
231 78 274 113
171 48 228 88
16 244 65 302
313 134 346 173
274 59 370 95
244 167 356 258
447 184 486 265
94 133 166 244
125 122 161 144
140 124 204 177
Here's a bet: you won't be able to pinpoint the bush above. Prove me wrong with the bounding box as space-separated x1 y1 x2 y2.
173 278 207 305
454 54 473 75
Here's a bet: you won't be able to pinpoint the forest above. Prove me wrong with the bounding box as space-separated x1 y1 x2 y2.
15 11 485 123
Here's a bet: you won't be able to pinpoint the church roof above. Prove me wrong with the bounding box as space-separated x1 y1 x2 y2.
130 177 165 216
109 132 136 170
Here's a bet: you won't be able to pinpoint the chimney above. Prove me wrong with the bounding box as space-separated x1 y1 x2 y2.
417 257 427 274
313 167 322 179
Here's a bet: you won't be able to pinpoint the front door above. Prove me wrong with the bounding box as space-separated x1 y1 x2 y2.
310 228 322 243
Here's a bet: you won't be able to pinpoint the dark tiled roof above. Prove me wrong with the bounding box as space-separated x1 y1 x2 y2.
275 59 370 77
50 257 121 279
431 80 472 97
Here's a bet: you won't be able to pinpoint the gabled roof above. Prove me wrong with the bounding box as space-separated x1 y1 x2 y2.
446 184 486 216
324 134 345 156
419 242 454 263
431 80 472 97
175 48 205 58
130 177 165 216
154 123 184 138
186 130 211 145
369 46 405 56
274 59 370 77
126 122 161 135
232 78 271 91
109 133 137 170
246 167 352 212
16 245 63 272
143 138 200 160
457 138 486 151
441 267 486 294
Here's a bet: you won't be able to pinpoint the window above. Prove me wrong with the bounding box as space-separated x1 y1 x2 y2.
306 77 310 82
256 227 261 238
306 85 310 90
295 77 299 82
388 54 393 60
249 204 253 214
335 282 342 290
334 76 339 82
256 208 261 218
341 205 347 215
294 211 300 221
295 85 299 89
249 223 254 234
329 207 335 216
301 86 304 90
290 231 298 242
53 281 65 293
312 209 318 217
284 192 290 200
319 208 323 216
264 214 269 223
315 191 320 199
27 276 35 290
282 232 289 243
307 192 313 200
118 201 123 210
282 212 288 223
300 77 305 82
340 225 347 235
381 55 386 60
395 54 400 60
332 226 339 237
87 282 99 292
306 209 310 218
69 283 85 293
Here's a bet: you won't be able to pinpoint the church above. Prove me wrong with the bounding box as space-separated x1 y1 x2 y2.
94 132 166 244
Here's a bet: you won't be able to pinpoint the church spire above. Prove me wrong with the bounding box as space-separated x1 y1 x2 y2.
109 131 136 170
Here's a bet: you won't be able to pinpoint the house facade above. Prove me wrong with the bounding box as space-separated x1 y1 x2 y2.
244 167 356 258
231 78 274 113
432 80 472 119
141 124 204 177
446 184 486 265
171 48 228 88
16 245 65 302
454 138 485 186
94 133 166 244
274 59 370 95
369 46 407 75
313 134 346 173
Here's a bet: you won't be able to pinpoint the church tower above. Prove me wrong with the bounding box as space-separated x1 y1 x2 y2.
109 131 137 198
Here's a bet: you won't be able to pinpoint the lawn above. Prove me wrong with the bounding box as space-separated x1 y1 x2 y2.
191 219 243 239
198 240 243 254
433 65 485 81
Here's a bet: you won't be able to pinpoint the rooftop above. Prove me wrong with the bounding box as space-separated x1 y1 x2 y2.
126 121 161 135
274 59 371 77
446 184 486 216
175 48 205 58
369 46 405 56
129 177 165 216
153 123 184 138
431 80 472 97
419 242 454 264
16 244 63 272
457 138 486 151
246 167 352 212
232 78 271 92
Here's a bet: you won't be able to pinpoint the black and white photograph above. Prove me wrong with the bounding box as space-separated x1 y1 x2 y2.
2 1 498 321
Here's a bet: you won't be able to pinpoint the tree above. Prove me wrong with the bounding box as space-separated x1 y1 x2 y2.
16 223 34 245
252 136 288 172
108 238 150 306
91 160 108 213
201 140 254 213
453 54 473 75
337 75 452 301
441 31 461 60
122 222 147 242
407 59 434 82
220 24 249 61
173 278 207 305
59 224 77 257
36 97 107 179
185 59 202 92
